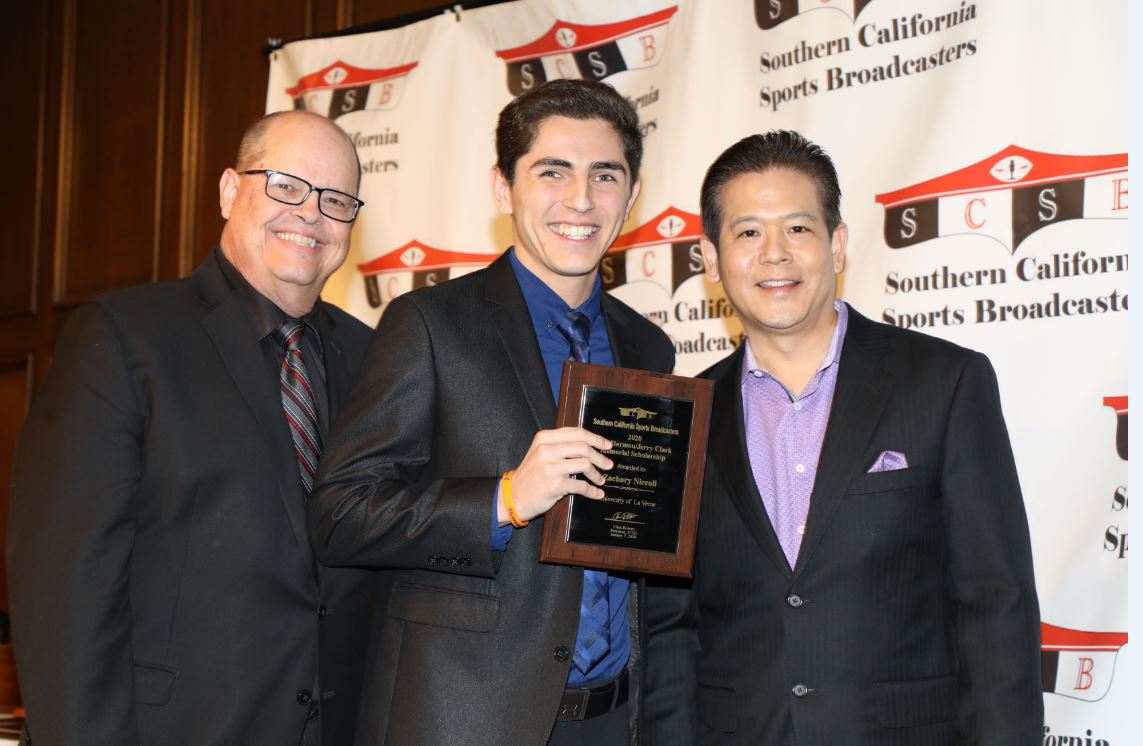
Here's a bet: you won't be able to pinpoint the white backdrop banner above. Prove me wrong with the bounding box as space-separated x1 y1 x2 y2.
267 1 1128 741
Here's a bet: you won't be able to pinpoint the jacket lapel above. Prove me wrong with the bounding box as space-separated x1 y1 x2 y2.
793 307 894 577
194 252 317 572
484 252 557 430
707 348 793 577
316 303 351 425
600 294 641 369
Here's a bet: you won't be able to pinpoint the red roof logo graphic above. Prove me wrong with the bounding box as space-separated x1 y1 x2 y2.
755 0 875 30
875 146 1127 253
610 207 700 253
1041 623 1127 702
287 61 418 120
495 8 678 95
357 241 493 276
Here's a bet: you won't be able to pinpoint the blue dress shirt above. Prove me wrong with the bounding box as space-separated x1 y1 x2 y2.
489 248 630 687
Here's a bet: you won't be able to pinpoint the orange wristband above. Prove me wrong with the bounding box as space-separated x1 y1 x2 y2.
501 470 528 528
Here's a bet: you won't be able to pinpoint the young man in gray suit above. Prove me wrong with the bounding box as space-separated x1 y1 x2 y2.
643 131 1042 745
9 111 376 745
310 79 674 745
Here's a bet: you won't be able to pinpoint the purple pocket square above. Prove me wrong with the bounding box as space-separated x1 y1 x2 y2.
867 451 908 473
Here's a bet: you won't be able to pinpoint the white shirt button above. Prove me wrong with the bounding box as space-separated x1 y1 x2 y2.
795 464 805 474
797 524 806 535
793 401 802 411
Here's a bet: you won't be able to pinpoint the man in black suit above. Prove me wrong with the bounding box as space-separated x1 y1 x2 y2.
643 131 1042 744
8 110 376 745
309 79 674 745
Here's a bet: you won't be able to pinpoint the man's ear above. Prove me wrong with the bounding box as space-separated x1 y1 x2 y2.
490 166 513 216
219 168 240 220
831 222 848 275
624 178 641 222
700 236 721 283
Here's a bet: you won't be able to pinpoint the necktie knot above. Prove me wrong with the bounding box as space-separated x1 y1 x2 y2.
275 318 306 352
556 311 592 363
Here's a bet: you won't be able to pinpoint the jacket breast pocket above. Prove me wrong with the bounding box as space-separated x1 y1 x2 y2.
874 674 957 728
388 582 500 633
846 464 928 495
134 661 178 706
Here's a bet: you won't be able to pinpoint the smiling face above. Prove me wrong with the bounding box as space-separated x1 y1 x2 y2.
492 115 640 306
702 167 847 348
218 112 360 317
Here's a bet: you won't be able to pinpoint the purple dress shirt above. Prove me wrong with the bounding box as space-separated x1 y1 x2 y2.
741 301 848 569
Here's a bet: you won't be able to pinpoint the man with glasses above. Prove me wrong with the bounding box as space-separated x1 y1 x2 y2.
9 110 376 745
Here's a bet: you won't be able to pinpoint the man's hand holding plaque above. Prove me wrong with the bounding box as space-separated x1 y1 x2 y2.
539 362 713 578
496 427 613 525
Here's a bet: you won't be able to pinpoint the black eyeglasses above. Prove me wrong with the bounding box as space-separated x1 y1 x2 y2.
241 169 364 222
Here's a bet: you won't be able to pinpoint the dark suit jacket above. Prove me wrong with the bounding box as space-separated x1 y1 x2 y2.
8 249 377 745
644 306 1042 745
309 253 675 745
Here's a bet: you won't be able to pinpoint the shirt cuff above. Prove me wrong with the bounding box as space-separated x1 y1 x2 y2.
491 484 514 551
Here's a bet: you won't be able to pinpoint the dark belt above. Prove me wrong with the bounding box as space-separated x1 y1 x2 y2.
556 671 629 721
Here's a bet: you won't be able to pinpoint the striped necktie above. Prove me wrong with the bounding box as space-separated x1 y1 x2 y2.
274 319 322 494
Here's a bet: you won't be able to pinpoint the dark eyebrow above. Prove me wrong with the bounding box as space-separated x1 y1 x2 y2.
528 157 627 177
592 160 627 175
531 158 574 170
728 211 819 229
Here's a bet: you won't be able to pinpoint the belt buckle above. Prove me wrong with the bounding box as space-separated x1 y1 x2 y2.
557 689 590 721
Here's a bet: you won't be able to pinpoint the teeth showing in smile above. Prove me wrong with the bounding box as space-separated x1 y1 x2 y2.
550 223 599 240
275 232 318 249
759 279 797 288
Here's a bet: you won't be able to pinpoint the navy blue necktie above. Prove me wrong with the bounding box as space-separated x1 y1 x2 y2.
557 310 610 673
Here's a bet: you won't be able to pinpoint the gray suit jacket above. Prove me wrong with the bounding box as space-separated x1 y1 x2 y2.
643 306 1042 745
8 249 377 745
310 252 675 745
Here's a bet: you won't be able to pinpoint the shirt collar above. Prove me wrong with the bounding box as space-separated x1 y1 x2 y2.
507 247 603 328
741 300 848 385
214 249 324 355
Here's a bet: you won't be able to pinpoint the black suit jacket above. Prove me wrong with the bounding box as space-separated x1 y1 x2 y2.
644 306 1042 745
8 249 377 745
309 253 675 745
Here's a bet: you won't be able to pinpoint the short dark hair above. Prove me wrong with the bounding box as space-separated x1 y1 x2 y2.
495 79 643 184
701 130 841 246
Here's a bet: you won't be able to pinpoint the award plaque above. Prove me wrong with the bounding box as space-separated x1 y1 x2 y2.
539 361 713 578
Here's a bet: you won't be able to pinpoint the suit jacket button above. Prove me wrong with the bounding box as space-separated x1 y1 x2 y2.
297 688 313 705
318 605 328 618
786 594 803 608
554 646 570 662
791 683 809 698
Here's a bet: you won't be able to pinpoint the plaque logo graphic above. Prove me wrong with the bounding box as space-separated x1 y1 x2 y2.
875 146 1128 254
754 0 875 29
495 8 677 95
1040 623 1127 702
287 60 418 119
618 406 657 421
